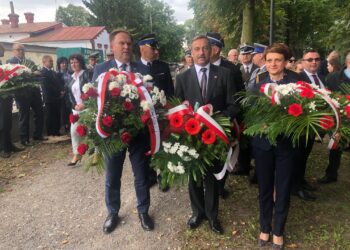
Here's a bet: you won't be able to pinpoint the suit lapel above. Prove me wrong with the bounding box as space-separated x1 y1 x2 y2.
207 64 218 102
109 59 118 70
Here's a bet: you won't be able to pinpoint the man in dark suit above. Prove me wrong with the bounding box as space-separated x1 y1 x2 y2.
40 55 63 136
206 32 242 198
292 49 326 201
239 44 259 84
175 35 239 234
86 52 99 82
135 33 174 191
6 43 45 146
318 52 350 184
92 29 154 234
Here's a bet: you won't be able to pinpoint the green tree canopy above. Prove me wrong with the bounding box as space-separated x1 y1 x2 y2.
55 4 90 26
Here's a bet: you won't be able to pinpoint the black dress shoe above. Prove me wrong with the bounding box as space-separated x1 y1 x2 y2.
302 180 316 191
293 189 316 201
208 219 223 234
317 175 337 184
272 243 284 250
0 151 11 158
11 144 24 152
187 215 204 229
139 213 154 231
103 213 119 234
21 141 33 147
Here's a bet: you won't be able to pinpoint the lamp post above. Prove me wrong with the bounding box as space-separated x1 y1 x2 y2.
269 0 275 45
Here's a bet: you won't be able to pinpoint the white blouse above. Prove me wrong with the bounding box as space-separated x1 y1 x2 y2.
71 70 84 106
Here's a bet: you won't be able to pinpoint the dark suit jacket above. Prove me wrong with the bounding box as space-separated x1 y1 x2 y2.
135 60 174 97
220 58 244 92
6 56 38 72
299 70 326 86
175 64 239 120
92 59 139 82
325 67 350 92
67 70 90 108
40 67 62 104
240 63 259 83
250 69 301 151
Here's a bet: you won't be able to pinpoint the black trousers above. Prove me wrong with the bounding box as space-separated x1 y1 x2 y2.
293 136 315 190
325 149 343 179
253 140 295 236
189 167 219 221
15 88 44 141
0 97 13 152
45 100 61 136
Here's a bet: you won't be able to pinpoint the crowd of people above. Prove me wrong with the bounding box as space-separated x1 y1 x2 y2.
0 30 349 249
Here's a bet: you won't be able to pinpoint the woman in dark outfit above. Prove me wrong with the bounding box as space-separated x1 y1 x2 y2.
248 43 301 249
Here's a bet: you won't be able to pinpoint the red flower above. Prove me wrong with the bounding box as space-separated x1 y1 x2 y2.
102 115 113 127
69 114 79 124
120 131 131 144
346 95 350 102
260 84 267 93
185 118 201 135
123 101 134 111
169 114 183 128
86 87 98 97
110 87 121 97
76 125 87 137
77 143 88 155
81 93 89 101
299 88 315 99
320 115 335 130
296 81 312 89
288 103 303 117
345 105 350 119
141 111 151 124
201 129 217 144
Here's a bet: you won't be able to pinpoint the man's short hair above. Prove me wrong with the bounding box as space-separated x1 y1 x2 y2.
42 55 52 63
109 29 133 43
12 43 24 50
264 43 292 61
302 48 319 57
191 35 209 44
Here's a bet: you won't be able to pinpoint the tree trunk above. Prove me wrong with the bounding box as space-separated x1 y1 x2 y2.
240 0 254 44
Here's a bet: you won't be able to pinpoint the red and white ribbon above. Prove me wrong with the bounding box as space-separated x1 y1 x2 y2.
96 72 111 138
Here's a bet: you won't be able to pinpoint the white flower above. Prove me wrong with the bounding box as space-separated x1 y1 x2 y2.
169 146 177 154
143 74 153 82
183 156 191 162
82 83 94 93
167 162 176 172
141 100 151 111
123 84 131 94
116 74 127 84
109 81 121 90
175 163 185 174
188 148 199 159
162 142 172 149
177 149 184 158
129 93 136 100
120 90 126 97
179 145 189 152
308 101 316 111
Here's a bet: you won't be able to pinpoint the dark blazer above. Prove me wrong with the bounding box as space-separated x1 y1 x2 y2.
92 59 139 82
6 56 38 72
240 63 259 83
135 60 174 97
299 70 326 86
67 70 90 108
250 69 302 151
325 67 350 92
175 64 239 120
40 67 62 103
220 58 244 92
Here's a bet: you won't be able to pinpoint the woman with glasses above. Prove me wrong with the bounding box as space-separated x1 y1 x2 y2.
286 56 296 71
248 43 301 250
67 54 90 166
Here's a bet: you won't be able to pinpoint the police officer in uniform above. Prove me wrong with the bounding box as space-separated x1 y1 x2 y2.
239 44 259 84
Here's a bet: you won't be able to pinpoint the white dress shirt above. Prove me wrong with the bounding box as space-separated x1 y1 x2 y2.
303 69 325 89
71 70 84 112
194 63 210 89
115 59 130 72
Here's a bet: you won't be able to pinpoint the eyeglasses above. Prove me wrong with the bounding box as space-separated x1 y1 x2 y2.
303 58 321 62
289 59 296 63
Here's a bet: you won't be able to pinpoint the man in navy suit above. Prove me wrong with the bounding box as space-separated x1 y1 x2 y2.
292 49 326 202
92 30 154 234
175 35 239 234
135 33 174 191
